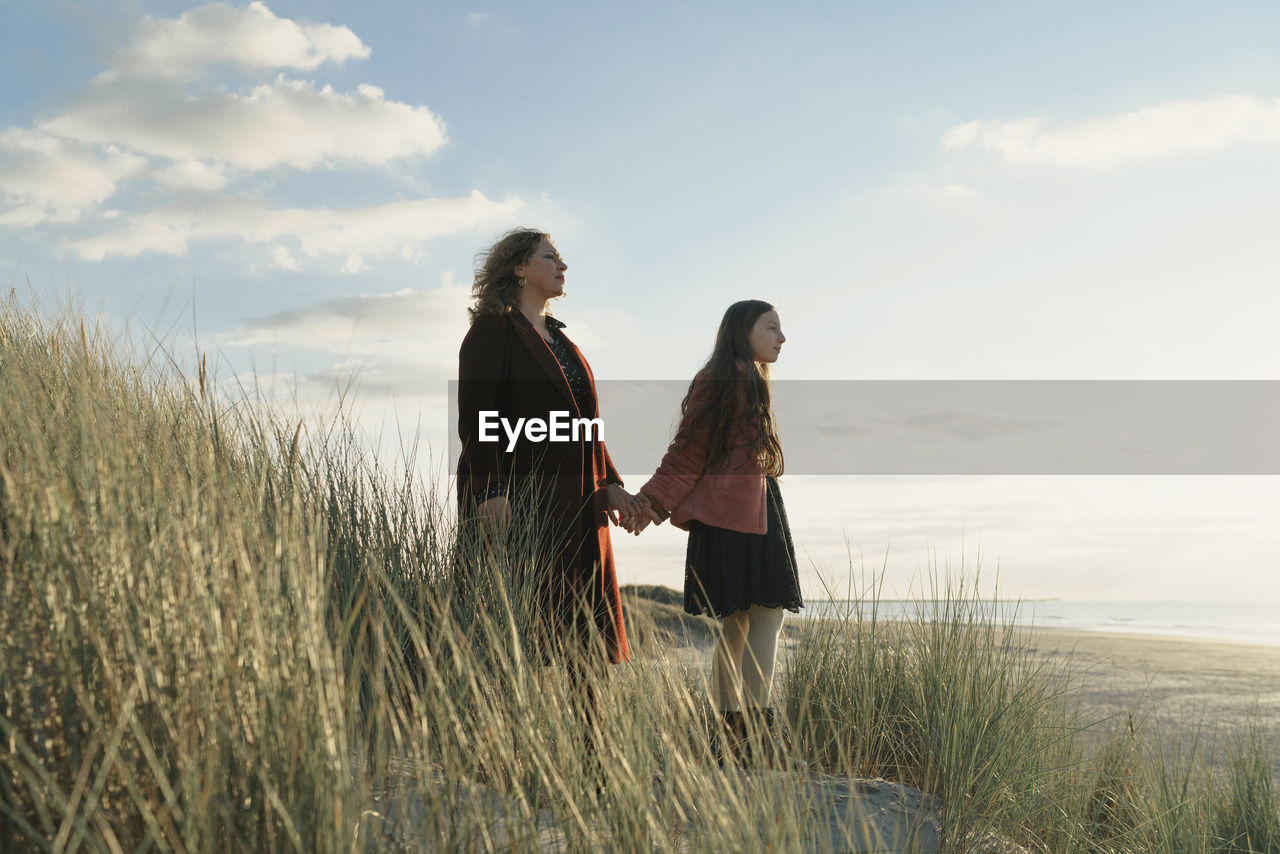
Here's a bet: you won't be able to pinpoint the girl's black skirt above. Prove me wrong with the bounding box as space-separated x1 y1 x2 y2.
683 477 804 618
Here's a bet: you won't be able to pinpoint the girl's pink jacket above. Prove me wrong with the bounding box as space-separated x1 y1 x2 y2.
639 369 769 535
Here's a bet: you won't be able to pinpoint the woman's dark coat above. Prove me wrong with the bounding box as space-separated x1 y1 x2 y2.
456 310 629 664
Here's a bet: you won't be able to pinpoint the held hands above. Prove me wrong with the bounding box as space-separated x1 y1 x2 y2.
632 493 666 535
602 488 666 536
604 485 666 535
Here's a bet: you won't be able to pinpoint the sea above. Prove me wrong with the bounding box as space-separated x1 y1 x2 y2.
801 600 1280 648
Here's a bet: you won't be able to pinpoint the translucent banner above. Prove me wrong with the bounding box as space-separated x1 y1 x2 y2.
448 380 1280 475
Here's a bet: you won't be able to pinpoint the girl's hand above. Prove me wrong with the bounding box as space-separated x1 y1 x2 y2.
639 493 668 523
478 495 511 527
631 494 664 535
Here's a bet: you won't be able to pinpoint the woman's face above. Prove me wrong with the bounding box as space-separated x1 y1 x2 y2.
749 310 785 363
514 238 567 300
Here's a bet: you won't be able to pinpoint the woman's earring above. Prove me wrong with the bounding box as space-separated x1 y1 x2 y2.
518 276 526 288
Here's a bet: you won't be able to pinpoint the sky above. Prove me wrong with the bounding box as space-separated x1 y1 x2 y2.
3 0 1279 601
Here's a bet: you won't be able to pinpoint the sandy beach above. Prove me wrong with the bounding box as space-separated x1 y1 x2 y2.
1016 627 1280 766
366 598 1280 853
664 618 1280 736
626 585 1280 762
628 622 1279 852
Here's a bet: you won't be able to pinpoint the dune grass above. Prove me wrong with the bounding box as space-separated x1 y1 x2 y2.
2 295 1278 852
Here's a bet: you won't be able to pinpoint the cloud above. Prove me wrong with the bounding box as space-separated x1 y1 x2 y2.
42 76 446 172
270 245 300 270
467 13 492 26
220 281 472 401
152 159 228 191
307 357 455 398
230 283 471 351
69 191 522 264
116 1 369 78
0 3 488 248
341 254 370 275
943 94 1280 168
0 129 146 225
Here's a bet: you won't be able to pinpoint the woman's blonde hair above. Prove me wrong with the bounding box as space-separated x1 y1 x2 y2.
467 228 551 322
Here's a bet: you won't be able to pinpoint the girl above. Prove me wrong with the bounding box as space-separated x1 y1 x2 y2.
637 300 803 763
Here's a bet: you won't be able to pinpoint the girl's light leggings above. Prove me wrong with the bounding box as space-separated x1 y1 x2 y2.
712 604 785 711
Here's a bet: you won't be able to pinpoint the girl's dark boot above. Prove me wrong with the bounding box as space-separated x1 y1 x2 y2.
758 707 805 770
715 710 748 767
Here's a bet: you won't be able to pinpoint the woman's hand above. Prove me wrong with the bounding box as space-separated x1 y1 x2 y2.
478 495 511 527
623 494 666 536
604 484 642 533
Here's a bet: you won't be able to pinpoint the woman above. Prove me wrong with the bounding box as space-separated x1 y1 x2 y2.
635 300 803 763
456 227 635 667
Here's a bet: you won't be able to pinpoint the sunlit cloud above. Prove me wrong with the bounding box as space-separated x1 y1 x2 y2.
0 130 146 225
270 245 301 271
224 279 472 360
944 94 1280 168
41 77 446 173
0 2 502 259
218 281 471 410
69 192 522 265
307 357 455 399
114 1 370 78
151 159 228 192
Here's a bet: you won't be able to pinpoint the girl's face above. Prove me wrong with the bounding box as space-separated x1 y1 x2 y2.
749 310 785 363
514 238 567 300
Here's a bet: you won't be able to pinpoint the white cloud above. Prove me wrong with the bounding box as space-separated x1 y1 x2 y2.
68 190 523 263
943 94 1280 168
42 76 446 172
341 254 370 275
271 245 300 270
152 159 228 191
307 357 455 396
468 13 492 25
236 283 469 340
0 73 447 226
0 129 146 225
223 280 472 378
117 1 370 78
0 3 511 262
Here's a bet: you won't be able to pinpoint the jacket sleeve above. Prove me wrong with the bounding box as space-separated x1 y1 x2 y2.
597 445 623 490
639 373 711 511
457 315 509 491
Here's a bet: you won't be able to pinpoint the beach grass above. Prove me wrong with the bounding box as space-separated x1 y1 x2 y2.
2 295 1279 853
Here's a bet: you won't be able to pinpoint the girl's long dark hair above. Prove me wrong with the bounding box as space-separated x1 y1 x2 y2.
677 300 784 477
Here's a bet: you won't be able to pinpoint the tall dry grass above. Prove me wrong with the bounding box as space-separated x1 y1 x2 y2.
0 298 830 852
782 571 1280 853
2 295 1278 852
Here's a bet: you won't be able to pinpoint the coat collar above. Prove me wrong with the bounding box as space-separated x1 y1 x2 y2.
507 310 579 413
